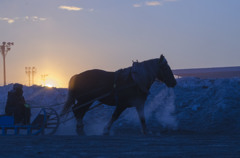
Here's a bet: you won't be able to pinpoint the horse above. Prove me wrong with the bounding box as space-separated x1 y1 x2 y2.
61 55 177 135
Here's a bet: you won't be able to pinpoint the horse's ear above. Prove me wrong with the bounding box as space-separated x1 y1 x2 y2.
132 59 139 63
160 54 164 62
160 54 167 64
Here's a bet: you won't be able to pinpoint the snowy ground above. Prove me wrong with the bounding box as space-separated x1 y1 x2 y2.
0 134 240 157
0 77 240 157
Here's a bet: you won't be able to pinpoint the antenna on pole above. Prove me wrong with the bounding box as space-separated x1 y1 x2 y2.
0 42 14 86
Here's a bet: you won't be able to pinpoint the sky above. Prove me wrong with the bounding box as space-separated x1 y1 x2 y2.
0 0 239 87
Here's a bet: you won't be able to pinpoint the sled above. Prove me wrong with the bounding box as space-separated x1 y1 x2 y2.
0 107 59 136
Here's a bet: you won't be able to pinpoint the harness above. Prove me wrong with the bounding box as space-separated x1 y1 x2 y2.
113 65 149 106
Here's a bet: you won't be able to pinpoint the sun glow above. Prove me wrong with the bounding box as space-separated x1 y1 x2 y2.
34 65 68 88
45 84 53 88
38 77 66 88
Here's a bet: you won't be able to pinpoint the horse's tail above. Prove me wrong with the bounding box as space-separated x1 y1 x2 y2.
61 91 75 115
61 75 76 115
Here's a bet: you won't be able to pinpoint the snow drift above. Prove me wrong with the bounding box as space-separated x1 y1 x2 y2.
0 77 240 135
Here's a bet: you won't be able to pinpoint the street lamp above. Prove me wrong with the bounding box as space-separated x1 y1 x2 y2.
0 42 14 86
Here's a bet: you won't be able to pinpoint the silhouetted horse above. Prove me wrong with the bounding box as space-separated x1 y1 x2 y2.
61 55 176 135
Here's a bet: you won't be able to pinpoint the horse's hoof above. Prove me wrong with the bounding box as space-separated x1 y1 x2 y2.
76 125 85 135
76 128 84 135
103 128 110 135
142 129 149 135
103 131 109 136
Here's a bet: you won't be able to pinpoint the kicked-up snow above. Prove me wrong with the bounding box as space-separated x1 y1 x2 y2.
0 77 240 135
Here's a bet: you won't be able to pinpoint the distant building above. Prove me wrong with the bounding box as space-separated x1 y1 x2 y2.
173 66 240 79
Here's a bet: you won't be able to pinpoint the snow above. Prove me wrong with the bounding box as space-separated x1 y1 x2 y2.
173 66 240 78
1 77 240 135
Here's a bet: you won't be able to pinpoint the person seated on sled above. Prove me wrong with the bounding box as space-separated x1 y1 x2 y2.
5 83 31 125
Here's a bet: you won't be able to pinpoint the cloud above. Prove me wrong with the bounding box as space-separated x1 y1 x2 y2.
0 17 15 24
88 8 95 12
24 16 47 22
39 18 47 21
133 4 142 8
145 1 162 6
58 5 83 11
133 0 178 8
164 0 178 2
0 16 47 24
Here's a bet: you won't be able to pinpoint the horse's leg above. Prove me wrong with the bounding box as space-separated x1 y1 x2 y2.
72 103 91 135
136 104 147 135
103 105 126 135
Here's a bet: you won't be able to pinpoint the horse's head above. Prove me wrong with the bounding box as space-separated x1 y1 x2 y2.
157 55 177 87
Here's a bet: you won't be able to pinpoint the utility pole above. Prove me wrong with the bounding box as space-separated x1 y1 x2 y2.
41 74 48 86
25 67 36 86
25 67 31 86
0 42 14 86
32 67 36 85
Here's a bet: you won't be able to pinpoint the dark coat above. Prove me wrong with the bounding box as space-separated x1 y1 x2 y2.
5 89 30 124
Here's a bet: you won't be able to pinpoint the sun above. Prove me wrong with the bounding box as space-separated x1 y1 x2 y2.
45 84 53 88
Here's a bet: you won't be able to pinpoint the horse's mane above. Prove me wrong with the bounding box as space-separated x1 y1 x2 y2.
115 58 160 93
131 58 160 93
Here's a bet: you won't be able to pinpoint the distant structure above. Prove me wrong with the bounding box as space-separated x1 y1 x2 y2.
0 42 14 86
41 74 48 86
32 67 36 85
173 66 240 79
25 67 36 86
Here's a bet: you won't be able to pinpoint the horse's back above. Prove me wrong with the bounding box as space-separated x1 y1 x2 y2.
68 69 115 99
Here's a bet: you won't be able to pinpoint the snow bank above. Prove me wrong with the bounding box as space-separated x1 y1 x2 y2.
174 77 240 134
0 77 240 135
